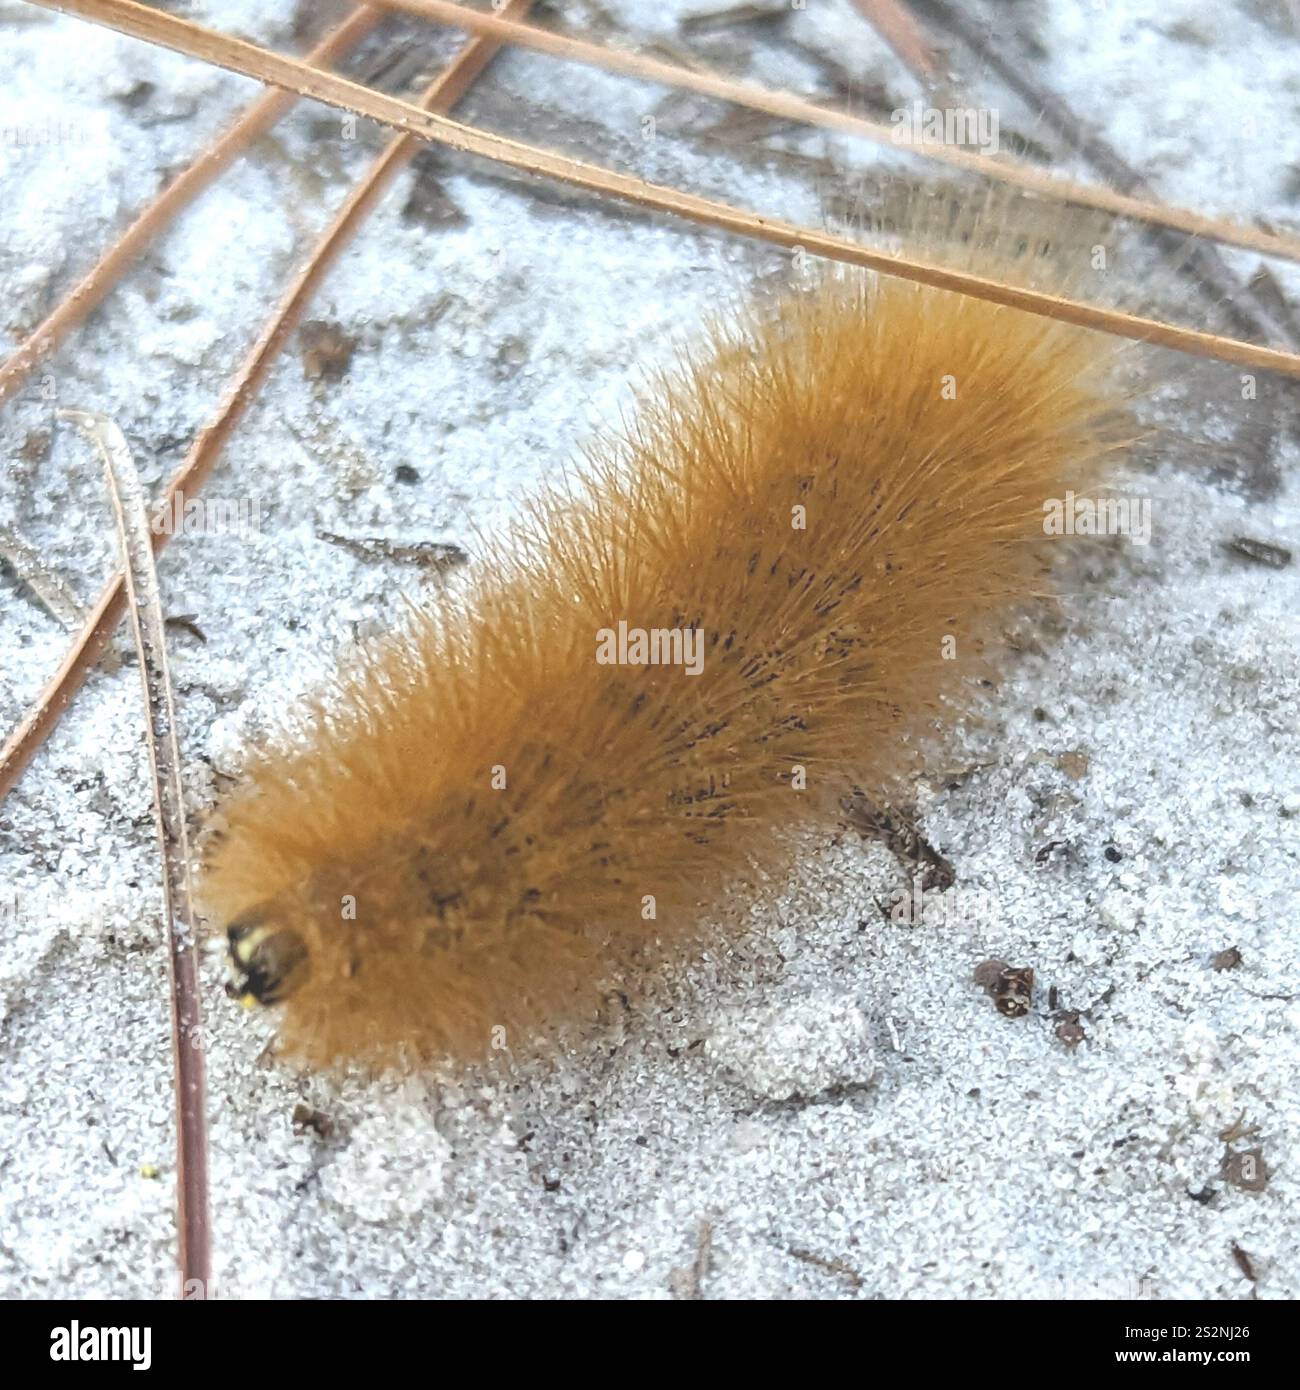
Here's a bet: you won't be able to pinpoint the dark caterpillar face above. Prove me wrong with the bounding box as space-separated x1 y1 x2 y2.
226 911 310 1006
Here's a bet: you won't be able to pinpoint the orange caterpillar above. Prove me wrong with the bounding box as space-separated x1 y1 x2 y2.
203 222 1132 1067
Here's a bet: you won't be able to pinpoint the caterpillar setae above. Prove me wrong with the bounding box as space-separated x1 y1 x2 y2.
202 201 1137 1068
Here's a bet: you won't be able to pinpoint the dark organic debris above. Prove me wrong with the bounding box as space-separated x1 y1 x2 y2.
680 2 790 36
975 958 1034 1018
1221 1147 1270 1193
316 531 468 572
1054 1014 1086 1047
291 1103 334 1139
1222 535 1292 569
842 792 955 891
402 152 468 230
299 319 357 382
1211 946 1243 972
164 614 208 644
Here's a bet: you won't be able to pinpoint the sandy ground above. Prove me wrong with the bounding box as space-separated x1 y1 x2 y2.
1 0 1298 1298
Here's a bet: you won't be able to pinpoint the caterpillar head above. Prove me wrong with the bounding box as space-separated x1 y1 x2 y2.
225 908 310 1007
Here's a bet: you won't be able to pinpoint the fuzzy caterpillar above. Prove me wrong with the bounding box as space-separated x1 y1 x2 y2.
203 220 1133 1067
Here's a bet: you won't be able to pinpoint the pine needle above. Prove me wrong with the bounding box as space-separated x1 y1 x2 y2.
0 0 531 804
59 409 210 1298
370 0 1299 264
0 5 380 408
32 0 1300 380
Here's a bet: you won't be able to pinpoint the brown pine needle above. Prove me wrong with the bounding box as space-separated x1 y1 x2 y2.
850 0 941 83
0 4 380 408
0 1 532 804
59 409 210 1298
30 0 1300 383
377 0 1300 267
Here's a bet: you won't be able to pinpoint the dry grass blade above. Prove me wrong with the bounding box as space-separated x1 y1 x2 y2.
29 0 1300 381
378 0 1300 266
0 4 380 408
58 409 210 1299
0 1 531 803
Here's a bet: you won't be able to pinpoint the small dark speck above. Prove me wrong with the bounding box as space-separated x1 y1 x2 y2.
394 464 420 485
1231 1243 1257 1282
292 1103 334 1139
116 80 155 110
492 335 529 380
1055 1018 1086 1047
1103 843 1123 863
